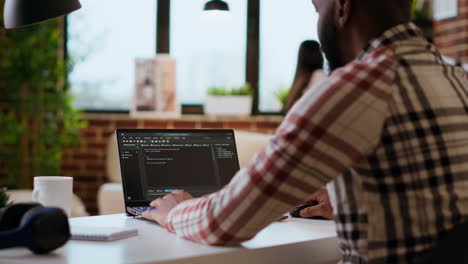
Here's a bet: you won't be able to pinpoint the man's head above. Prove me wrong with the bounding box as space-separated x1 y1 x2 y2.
311 0 413 71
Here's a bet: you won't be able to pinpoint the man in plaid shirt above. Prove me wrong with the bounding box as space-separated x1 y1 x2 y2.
143 0 468 262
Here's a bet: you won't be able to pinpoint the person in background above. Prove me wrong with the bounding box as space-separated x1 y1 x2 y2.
284 40 327 113
143 0 468 262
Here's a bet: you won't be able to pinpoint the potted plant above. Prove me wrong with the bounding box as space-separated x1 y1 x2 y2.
0 6 86 189
274 87 290 113
412 0 433 41
205 83 253 116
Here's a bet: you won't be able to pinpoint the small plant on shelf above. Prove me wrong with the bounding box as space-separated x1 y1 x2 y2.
207 83 253 96
274 87 290 112
411 0 433 40
205 83 253 116
412 0 431 22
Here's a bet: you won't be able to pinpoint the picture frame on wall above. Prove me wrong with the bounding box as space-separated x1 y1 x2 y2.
131 55 180 118
433 0 458 21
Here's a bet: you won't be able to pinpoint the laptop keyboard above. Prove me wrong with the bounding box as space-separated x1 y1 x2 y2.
127 206 157 216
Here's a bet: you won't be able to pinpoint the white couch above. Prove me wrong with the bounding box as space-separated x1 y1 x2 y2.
98 130 273 215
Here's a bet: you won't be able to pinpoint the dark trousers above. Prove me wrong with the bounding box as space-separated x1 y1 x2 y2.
415 221 468 263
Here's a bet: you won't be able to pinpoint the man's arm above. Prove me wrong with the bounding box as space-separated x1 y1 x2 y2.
145 53 396 245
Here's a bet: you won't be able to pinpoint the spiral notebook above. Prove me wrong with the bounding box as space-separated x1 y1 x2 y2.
70 226 138 241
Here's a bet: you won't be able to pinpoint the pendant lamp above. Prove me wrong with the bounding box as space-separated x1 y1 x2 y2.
4 0 81 29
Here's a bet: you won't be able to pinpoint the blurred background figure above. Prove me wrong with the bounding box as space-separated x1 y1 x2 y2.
283 40 327 113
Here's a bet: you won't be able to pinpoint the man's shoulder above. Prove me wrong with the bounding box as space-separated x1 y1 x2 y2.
329 47 398 91
347 45 397 73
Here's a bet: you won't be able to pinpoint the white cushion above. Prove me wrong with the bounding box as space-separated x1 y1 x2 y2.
106 133 121 183
234 130 272 168
97 183 125 215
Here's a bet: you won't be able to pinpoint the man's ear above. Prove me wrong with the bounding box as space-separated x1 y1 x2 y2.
335 0 351 28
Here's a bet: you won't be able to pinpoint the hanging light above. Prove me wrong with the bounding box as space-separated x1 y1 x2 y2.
4 0 82 29
203 0 229 12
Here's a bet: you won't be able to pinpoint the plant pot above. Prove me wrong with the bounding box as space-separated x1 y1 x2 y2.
205 95 253 116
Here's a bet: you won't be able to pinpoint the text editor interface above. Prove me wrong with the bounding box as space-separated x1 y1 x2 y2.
118 131 239 201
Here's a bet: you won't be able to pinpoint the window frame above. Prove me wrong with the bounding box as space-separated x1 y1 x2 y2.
66 0 281 115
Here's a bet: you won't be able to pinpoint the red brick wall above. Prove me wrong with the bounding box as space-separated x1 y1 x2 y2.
61 114 283 215
433 0 468 61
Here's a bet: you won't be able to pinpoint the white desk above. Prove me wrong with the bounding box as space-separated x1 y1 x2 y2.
0 214 341 264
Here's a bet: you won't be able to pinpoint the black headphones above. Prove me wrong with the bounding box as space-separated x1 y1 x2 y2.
0 202 70 254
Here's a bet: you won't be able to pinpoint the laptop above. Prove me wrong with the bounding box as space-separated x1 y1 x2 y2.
116 129 240 217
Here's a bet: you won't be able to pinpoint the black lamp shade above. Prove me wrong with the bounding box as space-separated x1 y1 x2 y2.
204 0 229 12
4 0 82 29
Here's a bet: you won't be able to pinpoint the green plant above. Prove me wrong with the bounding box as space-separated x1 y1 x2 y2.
0 2 87 189
274 87 290 109
412 0 431 21
0 187 11 208
207 83 253 96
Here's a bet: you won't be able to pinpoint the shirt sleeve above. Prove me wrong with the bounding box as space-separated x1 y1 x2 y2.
165 52 396 246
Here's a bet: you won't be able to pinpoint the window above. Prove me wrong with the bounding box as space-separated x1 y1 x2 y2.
68 0 156 110
67 0 320 113
170 0 247 105
259 0 319 112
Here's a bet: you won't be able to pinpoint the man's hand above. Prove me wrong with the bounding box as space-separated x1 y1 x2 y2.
299 188 334 220
142 190 193 227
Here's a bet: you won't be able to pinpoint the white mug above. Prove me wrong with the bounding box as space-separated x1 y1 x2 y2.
33 176 73 217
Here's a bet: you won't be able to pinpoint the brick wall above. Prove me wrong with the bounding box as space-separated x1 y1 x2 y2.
61 114 283 215
433 0 468 61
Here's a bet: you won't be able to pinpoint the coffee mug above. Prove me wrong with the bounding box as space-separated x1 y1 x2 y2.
33 176 73 217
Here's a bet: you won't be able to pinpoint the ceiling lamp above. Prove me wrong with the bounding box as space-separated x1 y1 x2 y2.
4 0 82 29
203 0 229 12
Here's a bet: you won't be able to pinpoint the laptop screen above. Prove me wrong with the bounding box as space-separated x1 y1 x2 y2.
116 129 240 205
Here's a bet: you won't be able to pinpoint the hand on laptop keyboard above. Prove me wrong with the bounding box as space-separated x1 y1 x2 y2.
127 206 158 216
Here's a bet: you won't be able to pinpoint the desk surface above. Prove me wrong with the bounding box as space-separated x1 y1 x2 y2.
0 214 341 264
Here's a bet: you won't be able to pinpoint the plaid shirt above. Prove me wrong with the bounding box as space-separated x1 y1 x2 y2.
166 23 468 263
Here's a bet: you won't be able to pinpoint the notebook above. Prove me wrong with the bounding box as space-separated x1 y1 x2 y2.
116 129 240 217
70 225 138 241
